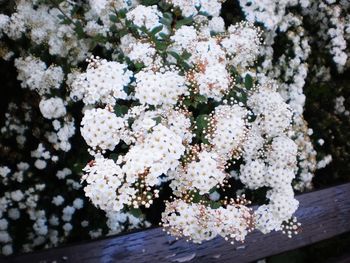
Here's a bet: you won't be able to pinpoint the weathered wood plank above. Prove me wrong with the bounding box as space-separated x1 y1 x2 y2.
4 183 350 263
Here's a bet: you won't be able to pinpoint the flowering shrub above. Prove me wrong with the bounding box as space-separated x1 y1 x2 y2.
0 0 349 256
72 1 301 244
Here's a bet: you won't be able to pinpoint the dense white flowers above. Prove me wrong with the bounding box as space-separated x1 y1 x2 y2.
2 0 344 254
39 97 67 120
15 56 64 95
83 157 135 212
122 124 185 187
71 59 132 105
165 0 223 17
70 0 303 245
81 108 126 151
126 5 164 33
208 105 248 158
248 83 292 137
169 150 227 195
134 68 188 105
162 198 254 244
221 22 262 67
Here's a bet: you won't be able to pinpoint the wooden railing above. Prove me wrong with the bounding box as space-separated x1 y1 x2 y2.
5 183 350 263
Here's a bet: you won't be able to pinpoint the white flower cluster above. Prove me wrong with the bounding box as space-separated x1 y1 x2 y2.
126 5 164 33
169 150 227 195
48 119 76 152
121 37 157 65
162 199 253 244
72 0 302 245
15 56 64 96
89 0 138 16
83 157 136 212
221 22 262 68
169 22 261 101
134 67 188 105
81 108 126 151
71 58 132 105
0 1 91 63
122 124 185 187
39 97 67 120
165 0 223 17
209 105 248 158
5 0 344 254
248 83 292 137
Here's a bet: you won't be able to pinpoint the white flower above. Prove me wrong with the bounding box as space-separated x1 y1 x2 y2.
39 97 66 119
2 244 13 256
73 198 84 209
123 124 185 187
71 59 132 105
169 150 227 195
126 5 164 33
83 157 135 212
134 68 188 106
81 108 126 151
209 105 248 157
15 56 64 95
34 159 47 170
221 22 261 67
11 190 24 202
166 0 223 17
52 195 65 206
240 160 266 190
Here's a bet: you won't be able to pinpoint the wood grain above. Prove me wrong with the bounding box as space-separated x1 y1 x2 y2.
4 183 350 263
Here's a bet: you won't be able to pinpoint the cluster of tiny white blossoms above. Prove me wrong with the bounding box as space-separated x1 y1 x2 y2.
161 198 254 244
14 56 64 95
134 67 188 105
244 0 349 190
165 0 223 17
2 0 348 255
0 0 151 255
74 0 302 245
0 101 149 255
71 58 133 105
237 0 349 190
81 108 126 151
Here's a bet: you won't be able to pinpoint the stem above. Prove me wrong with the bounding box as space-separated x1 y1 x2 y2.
49 0 76 27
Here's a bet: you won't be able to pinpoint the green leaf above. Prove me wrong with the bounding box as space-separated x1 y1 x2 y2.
74 21 85 39
244 74 254 90
191 191 201 203
151 25 164 35
109 14 119 23
118 9 127 19
153 116 162 125
140 0 159 6
158 32 169 40
109 153 119 161
158 2 172 11
114 104 129 117
196 114 209 130
194 94 207 104
134 62 145 71
163 12 173 21
175 17 194 29
209 201 221 209
181 50 191 60
168 51 181 61
155 41 167 51
129 208 143 217
92 34 107 45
